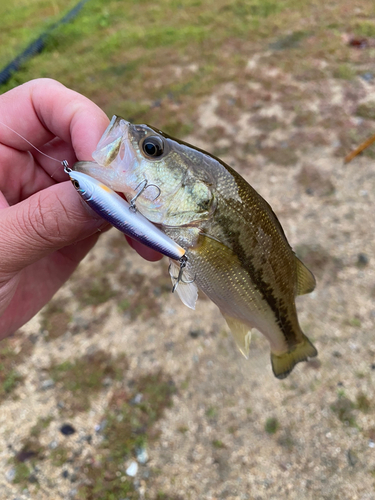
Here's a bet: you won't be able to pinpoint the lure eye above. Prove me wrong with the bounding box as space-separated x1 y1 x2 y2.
141 136 164 158
72 180 80 190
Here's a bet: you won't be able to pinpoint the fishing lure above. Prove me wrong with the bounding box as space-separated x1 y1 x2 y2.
64 165 186 262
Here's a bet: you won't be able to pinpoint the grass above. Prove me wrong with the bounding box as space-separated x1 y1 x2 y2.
330 395 357 427
78 370 176 500
0 334 33 402
73 274 118 307
8 362 175 498
265 417 279 434
0 0 80 68
48 349 128 415
40 299 71 340
2 0 372 131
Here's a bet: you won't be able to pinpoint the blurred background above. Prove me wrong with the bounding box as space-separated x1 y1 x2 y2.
0 1 375 499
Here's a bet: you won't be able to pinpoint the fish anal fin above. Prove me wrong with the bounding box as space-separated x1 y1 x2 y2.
271 334 318 379
223 314 252 359
295 256 316 295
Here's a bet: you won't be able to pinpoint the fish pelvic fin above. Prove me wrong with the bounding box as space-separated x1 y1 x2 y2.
169 259 198 310
222 314 252 358
271 334 318 379
295 256 316 295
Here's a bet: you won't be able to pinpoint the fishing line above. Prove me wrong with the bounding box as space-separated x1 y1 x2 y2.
0 120 69 177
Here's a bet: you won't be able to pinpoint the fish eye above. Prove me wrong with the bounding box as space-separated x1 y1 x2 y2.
141 136 164 158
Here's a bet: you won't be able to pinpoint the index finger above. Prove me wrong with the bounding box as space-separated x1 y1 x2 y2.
0 78 109 161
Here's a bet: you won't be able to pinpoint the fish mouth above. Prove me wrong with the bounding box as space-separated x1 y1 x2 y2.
72 116 137 192
91 116 130 167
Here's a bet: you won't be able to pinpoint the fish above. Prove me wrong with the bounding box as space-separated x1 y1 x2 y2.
73 115 317 379
65 167 185 261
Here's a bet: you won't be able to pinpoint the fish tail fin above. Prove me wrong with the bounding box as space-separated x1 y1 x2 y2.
271 335 318 379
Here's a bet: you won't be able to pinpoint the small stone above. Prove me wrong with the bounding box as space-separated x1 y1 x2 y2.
5 467 16 482
62 470 69 479
60 424 76 436
164 341 174 351
371 363 375 370
102 377 113 387
28 473 38 484
81 434 92 444
41 379 55 390
49 440 58 449
189 329 203 338
347 449 358 467
360 73 374 82
136 446 149 464
131 393 143 405
95 419 107 433
357 253 369 268
369 440 375 448
126 461 138 477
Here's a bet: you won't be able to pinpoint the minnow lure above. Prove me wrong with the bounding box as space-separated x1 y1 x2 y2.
64 166 185 262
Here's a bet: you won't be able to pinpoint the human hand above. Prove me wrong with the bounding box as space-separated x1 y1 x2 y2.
0 78 161 339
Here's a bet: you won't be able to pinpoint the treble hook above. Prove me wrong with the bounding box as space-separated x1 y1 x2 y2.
170 255 196 293
130 179 161 211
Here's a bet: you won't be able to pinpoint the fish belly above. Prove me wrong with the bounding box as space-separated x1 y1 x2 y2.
185 237 291 355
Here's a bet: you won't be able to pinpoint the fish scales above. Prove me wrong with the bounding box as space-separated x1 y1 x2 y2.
73 115 317 379
164 158 302 351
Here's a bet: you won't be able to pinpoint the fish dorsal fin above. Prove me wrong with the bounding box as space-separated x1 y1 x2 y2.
222 314 252 359
295 256 316 295
169 259 198 310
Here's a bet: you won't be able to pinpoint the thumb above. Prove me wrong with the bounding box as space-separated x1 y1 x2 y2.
0 182 108 275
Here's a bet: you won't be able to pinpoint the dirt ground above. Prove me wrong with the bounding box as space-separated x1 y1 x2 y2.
1 25 375 500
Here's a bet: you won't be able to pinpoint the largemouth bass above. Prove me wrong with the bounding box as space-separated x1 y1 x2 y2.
73 116 317 379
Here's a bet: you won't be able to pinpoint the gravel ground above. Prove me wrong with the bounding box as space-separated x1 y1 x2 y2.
1 46 375 499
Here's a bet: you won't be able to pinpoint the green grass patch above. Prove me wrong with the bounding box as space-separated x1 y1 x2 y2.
265 417 279 434
30 416 53 438
334 63 356 80
0 0 80 68
73 274 118 307
212 439 225 449
331 395 357 427
50 445 69 467
40 299 71 341
356 102 375 121
353 20 375 38
48 350 128 415
78 370 176 500
0 334 33 402
356 392 371 413
205 406 218 419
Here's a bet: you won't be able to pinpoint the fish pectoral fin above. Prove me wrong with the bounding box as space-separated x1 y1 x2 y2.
295 256 316 295
271 334 318 379
169 259 198 310
222 314 252 359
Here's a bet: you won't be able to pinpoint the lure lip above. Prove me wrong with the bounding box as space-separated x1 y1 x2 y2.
65 167 186 261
